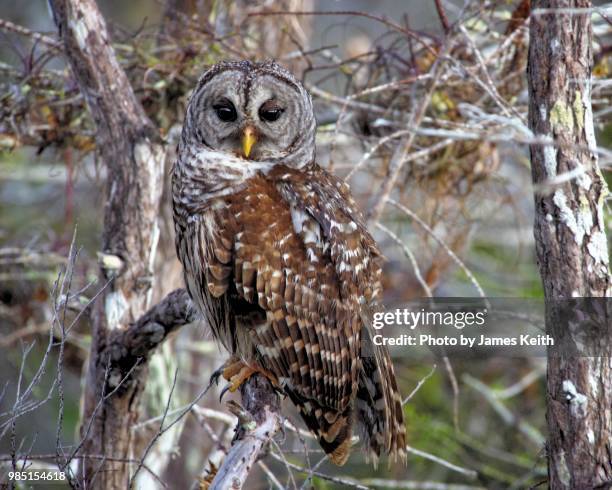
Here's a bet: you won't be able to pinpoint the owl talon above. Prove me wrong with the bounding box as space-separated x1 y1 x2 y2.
208 367 223 387
226 364 258 392
212 359 259 400
219 383 232 402
208 358 244 391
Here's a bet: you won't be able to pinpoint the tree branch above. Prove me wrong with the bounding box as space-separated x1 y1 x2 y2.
0 17 62 50
106 289 196 391
209 374 281 490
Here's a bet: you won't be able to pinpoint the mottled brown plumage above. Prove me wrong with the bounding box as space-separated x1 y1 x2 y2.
172 60 406 465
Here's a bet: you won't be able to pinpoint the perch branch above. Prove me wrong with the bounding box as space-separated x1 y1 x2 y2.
210 374 281 490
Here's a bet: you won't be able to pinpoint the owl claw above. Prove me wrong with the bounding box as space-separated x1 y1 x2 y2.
207 366 224 392
219 383 232 402
211 359 259 401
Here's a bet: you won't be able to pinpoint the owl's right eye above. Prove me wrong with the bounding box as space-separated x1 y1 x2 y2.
213 102 237 122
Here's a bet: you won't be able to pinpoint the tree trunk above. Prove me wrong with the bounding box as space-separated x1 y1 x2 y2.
527 1 612 488
49 1 166 487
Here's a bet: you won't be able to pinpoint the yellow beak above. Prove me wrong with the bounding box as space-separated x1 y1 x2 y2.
242 126 257 158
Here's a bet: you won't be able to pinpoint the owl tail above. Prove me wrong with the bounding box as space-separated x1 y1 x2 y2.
288 346 406 466
355 341 407 466
287 390 354 466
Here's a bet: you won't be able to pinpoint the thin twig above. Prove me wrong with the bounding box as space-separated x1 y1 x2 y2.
129 368 179 487
387 199 489 304
361 480 484 489
248 10 438 56
405 445 478 479
403 365 437 405
376 223 433 297
367 41 450 223
462 374 545 447
0 18 62 50
443 356 460 431
268 452 371 490
434 0 452 34
494 368 545 400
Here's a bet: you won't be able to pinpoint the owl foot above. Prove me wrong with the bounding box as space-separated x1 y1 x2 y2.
215 358 258 401
197 461 217 490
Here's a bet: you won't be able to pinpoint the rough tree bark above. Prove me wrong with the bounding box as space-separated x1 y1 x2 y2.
49 1 167 487
527 1 612 488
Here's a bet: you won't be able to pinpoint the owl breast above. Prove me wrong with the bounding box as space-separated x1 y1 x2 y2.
174 159 405 465
178 173 356 386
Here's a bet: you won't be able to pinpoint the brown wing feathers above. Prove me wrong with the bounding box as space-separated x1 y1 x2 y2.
273 164 406 464
202 175 358 461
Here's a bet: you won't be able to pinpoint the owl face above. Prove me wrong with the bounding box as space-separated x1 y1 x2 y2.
185 60 316 167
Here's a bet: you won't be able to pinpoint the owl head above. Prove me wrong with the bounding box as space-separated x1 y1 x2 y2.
182 60 316 168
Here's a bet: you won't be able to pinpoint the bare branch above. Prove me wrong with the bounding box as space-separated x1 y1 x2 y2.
402 365 437 405
434 0 452 34
0 18 62 50
463 374 545 447
268 452 371 490
387 199 489 303
360 480 484 489
367 44 449 223
210 374 281 490
376 223 433 297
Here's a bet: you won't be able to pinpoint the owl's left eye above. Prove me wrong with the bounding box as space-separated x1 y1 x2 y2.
259 101 284 122
213 101 237 122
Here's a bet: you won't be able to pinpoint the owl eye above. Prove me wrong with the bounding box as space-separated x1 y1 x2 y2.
213 101 237 122
259 102 284 122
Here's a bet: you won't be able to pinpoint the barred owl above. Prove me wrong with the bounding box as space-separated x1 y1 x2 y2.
172 60 406 465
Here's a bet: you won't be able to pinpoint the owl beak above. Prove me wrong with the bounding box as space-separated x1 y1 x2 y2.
242 126 257 159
